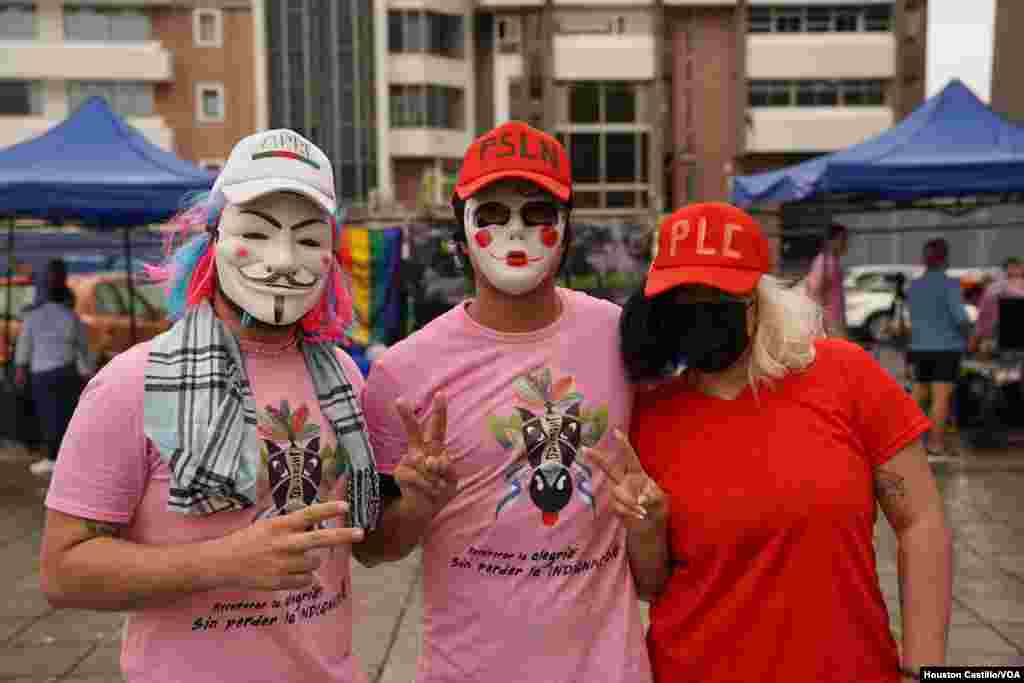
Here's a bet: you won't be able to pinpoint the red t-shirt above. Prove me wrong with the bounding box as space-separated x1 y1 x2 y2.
632 339 930 683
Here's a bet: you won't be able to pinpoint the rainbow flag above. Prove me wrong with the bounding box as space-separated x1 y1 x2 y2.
340 226 404 348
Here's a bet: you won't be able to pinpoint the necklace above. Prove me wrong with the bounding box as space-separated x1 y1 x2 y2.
239 333 300 357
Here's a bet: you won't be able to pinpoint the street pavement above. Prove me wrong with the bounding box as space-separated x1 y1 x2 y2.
0 434 1022 681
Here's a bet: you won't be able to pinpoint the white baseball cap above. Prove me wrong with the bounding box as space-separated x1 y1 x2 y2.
212 129 337 215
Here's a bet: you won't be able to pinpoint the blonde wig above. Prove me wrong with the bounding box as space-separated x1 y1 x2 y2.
745 275 824 389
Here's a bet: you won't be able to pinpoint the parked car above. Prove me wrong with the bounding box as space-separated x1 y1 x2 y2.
1 272 170 368
844 264 998 343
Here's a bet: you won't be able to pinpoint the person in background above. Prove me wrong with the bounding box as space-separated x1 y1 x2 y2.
969 257 1024 354
620 203 951 683
906 239 970 457
806 223 850 337
14 258 94 477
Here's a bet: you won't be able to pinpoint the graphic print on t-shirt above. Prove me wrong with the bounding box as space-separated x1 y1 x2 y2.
489 367 609 527
256 400 348 520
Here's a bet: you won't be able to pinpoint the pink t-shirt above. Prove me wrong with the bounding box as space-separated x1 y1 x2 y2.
807 251 846 328
975 277 1024 339
363 288 652 683
46 338 369 683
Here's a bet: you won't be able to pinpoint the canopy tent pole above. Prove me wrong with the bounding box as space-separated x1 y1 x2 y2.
123 226 137 345
3 216 13 379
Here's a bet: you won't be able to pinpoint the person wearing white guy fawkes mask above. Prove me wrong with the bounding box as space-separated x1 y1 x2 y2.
355 121 667 683
38 129 380 683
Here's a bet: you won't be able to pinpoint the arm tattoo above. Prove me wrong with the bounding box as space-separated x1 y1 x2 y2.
82 519 122 539
874 470 907 501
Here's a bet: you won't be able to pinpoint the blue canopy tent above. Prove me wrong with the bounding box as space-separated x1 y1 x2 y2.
0 96 214 358
731 80 1024 208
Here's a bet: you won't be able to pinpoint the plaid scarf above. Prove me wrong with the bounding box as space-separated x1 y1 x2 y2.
142 302 379 529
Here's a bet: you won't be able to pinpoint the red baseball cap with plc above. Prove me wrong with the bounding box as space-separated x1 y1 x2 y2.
454 121 572 202
645 203 772 298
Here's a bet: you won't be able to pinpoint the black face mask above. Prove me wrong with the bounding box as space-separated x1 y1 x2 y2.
663 301 751 373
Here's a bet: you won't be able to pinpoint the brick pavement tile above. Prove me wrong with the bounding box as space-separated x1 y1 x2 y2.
947 652 1024 666
888 603 979 627
376 599 422 683
12 610 126 645
62 678 125 683
351 553 420 679
952 607 981 625
947 625 1020 654
991 622 1024 651
11 572 41 593
0 643 92 678
0 537 44 584
996 555 1024 580
0 618 35 643
955 523 1024 556
351 553 420 617
954 571 1024 600
71 644 122 676
956 596 1024 624
0 590 54 618
0 509 44 547
950 577 1024 610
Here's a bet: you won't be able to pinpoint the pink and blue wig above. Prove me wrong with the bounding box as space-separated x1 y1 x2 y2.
145 190 353 344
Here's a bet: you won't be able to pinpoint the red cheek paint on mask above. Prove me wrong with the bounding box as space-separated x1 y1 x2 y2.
475 230 493 249
541 225 559 248
236 247 250 259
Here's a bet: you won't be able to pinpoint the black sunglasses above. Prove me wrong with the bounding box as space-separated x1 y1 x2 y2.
473 201 560 228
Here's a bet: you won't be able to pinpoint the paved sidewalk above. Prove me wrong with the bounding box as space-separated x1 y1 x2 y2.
0 442 1022 681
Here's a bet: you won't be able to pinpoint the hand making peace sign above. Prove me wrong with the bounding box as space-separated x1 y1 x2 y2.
394 393 458 512
586 429 669 534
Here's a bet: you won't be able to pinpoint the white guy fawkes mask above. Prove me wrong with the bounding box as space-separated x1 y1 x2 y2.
215 192 333 326
464 182 566 296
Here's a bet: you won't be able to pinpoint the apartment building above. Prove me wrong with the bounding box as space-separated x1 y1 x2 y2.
991 0 1024 125
674 0 926 208
258 0 926 224
0 1 258 172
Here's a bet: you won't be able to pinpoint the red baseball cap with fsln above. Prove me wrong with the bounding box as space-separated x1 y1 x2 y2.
645 203 772 298
454 121 572 202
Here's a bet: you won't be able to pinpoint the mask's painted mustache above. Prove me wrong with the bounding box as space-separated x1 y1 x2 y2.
241 270 318 288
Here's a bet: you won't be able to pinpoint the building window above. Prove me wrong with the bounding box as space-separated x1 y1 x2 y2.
0 80 43 116
748 7 771 33
67 81 154 116
196 82 225 123
748 80 791 107
773 8 803 33
0 3 36 39
388 10 463 59
834 7 860 32
559 81 648 211
842 79 886 106
496 15 520 50
748 79 888 107
747 5 893 34
864 5 894 32
64 6 151 41
193 8 223 47
805 7 832 32
795 80 839 107
569 82 635 125
389 84 464 129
